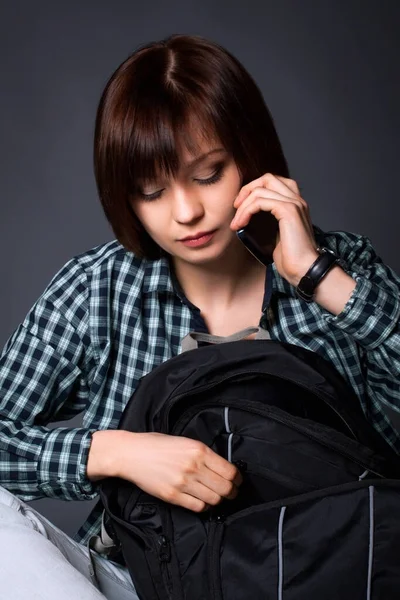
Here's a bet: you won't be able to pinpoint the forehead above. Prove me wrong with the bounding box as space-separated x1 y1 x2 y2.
176 124 221 159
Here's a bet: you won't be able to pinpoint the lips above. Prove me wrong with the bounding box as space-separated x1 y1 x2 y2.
178 230 217 248
179 230 216 242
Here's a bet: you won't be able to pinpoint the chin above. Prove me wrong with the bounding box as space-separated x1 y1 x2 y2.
181 241 237 266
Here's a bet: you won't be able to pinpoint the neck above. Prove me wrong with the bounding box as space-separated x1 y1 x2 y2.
171 240 266 312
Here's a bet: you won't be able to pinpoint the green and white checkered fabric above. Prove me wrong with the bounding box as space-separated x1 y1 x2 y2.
1 225 399 548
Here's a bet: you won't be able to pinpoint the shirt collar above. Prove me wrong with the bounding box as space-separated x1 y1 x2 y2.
142 257 176 294
142 255 289 314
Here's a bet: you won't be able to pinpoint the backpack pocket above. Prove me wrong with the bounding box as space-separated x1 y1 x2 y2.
206 480 399 600
111 492 184 600
177 403 373 512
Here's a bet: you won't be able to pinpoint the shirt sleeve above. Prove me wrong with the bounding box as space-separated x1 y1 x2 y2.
0 257 98 501
322 231 400 417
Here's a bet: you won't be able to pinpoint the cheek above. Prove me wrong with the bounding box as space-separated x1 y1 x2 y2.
135 206 175 251
226 164 242 196
220 167 242 212
133 204 163 234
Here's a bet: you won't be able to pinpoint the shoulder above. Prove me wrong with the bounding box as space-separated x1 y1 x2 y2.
71 239 140 274
19 240 155 339
41 240 171 310
36 240 139 311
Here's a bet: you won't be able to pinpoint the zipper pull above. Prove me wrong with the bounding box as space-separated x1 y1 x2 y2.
234 459 247 472
157 535 171 562
208 507 226 523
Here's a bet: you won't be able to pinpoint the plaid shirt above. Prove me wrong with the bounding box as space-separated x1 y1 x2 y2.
0 225 399 546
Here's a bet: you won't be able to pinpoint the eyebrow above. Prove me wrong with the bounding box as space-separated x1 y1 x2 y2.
183 147 226 169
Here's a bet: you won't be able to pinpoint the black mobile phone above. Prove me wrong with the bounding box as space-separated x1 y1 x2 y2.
236 211 278 266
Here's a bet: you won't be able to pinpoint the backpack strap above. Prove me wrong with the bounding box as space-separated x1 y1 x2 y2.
181 326 270 352
88 510 117 556
86 510 118 588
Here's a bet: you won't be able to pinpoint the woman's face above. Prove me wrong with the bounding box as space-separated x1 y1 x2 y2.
131 135 243 266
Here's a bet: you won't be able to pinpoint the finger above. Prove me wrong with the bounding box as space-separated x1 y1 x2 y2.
234 174 301 208
185 480 225 506
232 469 243 487
233 174 272 208
197 467 240 500
258 175 301 202
234 173 278 207
274 175 301 196
232 191 303 230
232 198 273 230
236 187 302 216
169 492 209 513
204 448 242 484
233 196 309 232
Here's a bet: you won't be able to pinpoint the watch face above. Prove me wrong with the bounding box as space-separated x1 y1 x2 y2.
301 275 315 295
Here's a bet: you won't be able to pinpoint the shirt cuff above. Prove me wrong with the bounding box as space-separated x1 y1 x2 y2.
36 428 99 500
323 273 400 350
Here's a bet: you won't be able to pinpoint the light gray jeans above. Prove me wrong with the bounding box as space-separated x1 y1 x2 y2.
0 485 139 599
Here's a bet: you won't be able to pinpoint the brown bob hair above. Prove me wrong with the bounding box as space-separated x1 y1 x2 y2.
94 34 290 258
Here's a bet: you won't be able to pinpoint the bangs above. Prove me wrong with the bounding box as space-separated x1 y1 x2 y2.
124 95 224 192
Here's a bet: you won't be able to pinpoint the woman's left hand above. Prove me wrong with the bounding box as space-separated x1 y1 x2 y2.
230 173 319 286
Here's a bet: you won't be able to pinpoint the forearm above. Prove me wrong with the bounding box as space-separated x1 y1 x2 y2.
309 265 357 316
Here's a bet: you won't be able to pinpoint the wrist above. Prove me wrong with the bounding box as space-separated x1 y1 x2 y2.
289 252 319 287
87 429 132 480
295 247 342 303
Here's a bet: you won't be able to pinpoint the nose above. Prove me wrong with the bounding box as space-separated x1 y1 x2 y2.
171 187 205 224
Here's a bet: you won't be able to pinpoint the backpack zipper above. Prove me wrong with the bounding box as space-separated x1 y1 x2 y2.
170 396 385 477
157 534 173 597
158 503 185 599
162 369 357 439
207 515 225 600
244 464 317 493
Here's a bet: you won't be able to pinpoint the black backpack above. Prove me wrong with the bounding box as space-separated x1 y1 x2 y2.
99 328 400 599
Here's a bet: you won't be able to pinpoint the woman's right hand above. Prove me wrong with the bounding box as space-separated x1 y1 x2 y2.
87 430 242 512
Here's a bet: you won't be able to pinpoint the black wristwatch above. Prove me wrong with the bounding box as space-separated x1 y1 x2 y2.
296 247 342 303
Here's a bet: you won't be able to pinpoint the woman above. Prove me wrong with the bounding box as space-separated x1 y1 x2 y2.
0 34 399 599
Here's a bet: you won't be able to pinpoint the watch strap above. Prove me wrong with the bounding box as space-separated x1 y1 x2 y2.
296 247 340 302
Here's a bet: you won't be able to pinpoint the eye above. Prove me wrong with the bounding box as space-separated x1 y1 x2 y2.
195 163 225 186
137 188 164 202
135 162 226 201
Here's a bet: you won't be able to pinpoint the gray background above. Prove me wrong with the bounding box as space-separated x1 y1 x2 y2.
0 1 399 536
